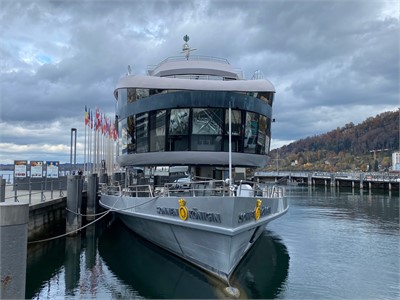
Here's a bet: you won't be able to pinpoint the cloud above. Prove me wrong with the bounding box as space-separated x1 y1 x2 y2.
0 0 398 164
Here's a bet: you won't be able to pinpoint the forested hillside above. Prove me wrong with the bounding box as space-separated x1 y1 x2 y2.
265 110 399 172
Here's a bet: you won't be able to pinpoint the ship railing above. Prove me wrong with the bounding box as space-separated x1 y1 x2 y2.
101 179 285 199
124 184 154 197
163 179 230 197
148 55 230 70
262 185 285 198
101 183 122 196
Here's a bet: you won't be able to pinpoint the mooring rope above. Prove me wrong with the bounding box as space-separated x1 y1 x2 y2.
65 195 159 217
65 208 108 218
28 206 112 244
27 195 158 244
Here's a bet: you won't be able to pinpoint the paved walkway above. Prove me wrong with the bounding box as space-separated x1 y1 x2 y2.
3 185 66 206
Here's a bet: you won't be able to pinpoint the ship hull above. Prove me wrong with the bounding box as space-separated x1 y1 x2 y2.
99 193 288 282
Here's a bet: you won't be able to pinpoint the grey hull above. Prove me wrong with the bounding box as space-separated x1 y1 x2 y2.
99 194 288 282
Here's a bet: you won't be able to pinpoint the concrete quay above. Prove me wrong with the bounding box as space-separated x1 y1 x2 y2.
255 171 400 192
2 184 67 241
0 175 101 298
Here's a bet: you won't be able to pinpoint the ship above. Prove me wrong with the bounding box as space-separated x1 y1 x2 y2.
99 35 289 287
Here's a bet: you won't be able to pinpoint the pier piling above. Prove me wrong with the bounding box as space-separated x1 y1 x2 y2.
86 173 98 221
0 202 29 299
66 175 83 235
0 179 5 202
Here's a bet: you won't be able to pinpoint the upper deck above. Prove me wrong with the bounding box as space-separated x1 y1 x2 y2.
147 55 241 80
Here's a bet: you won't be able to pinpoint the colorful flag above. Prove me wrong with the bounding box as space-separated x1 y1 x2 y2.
85 106 89 125
95 108 102 131
90 110 93 129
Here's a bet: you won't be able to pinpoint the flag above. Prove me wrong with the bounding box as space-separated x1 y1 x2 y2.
102 114 107 135
90 110 93 129
95 108 101 131
85 106 89 125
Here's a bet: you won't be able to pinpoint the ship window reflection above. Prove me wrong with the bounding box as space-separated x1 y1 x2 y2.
256 92 274 106
169 109 189 135
136 112 148 153
167 109 189 151
127 88 136 103
117 88 127 112
127 115 136 153
224 109 241 135
244 112 258 154
136 88 149 100
258 115 267 154
192 108 223 135
150 110 166 152
192 108 223 151
120 118 128 155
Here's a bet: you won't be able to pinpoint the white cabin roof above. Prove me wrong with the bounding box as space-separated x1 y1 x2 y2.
149 58 239 79
115 75 275 96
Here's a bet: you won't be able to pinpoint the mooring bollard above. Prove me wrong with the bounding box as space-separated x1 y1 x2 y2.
66 175 83 235
0 179 5 202
0 202 29 299
86 173 98 221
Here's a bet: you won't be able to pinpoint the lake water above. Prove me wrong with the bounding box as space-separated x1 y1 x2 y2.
25 186 399 299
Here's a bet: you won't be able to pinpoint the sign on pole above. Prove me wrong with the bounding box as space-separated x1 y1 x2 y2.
30 161 43 178
14 160 27 178
46 161 59 178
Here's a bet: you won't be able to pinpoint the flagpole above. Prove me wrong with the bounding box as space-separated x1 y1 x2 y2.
89 111 93 174
84 120 87 174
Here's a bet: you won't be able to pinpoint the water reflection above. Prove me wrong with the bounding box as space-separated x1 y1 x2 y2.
26 239 66 298
292 186 399 234
231 231 290 299
26 187 399 299
26 217 290 299
98 219 290 299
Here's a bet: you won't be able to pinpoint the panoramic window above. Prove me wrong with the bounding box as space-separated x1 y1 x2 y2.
117 88 127 112
257 115 267 154
167 108 189 151
244 112 259 154
150 110 166 152
191 108 223 151
119 118 127 155
127 115 136 153
169 109 189 135
127 88 136 103
136 112 148 153
256 92 274 106
224 109 241 135
223 109 242 152
136 88 149 100
192 108 223 135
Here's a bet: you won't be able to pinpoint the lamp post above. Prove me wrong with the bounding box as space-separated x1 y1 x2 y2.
70 128 77 172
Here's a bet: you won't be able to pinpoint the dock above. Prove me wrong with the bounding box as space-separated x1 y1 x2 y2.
255 171 400 192
0 175 97 299
2 182 68 241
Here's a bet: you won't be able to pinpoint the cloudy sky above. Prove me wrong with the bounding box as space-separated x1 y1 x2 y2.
0 0 399 165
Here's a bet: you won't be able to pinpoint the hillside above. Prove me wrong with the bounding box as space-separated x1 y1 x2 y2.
264 110 399 172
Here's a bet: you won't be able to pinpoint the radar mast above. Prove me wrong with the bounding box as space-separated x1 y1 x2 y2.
181 35 196 60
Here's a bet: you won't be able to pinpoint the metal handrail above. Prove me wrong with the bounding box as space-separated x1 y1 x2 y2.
2 179 66 203
100 178 284 199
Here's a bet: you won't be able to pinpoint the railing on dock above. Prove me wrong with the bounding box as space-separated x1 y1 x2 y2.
1 179 65 204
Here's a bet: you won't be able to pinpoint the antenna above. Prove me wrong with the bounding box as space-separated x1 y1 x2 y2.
181 35 196 60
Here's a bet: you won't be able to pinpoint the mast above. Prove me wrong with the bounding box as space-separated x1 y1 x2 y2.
181 34 196 60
